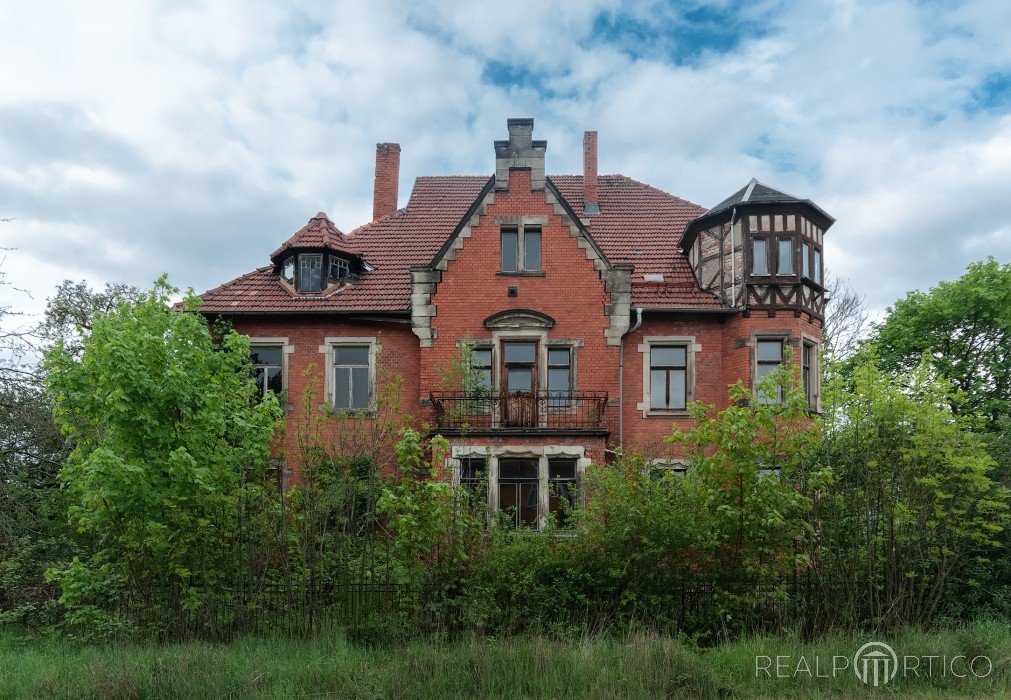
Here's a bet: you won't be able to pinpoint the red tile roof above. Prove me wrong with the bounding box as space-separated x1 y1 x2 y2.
270 211 357 261
195 175 724 314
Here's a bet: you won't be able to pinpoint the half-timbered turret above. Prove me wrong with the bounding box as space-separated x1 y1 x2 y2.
680 178 834 319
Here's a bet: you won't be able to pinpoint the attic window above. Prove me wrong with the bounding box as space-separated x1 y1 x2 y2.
282 258 295 285
643 273 664 282
298 254 323 292
330 256 350 283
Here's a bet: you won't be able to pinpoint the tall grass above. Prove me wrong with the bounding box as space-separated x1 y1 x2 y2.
1 621 1009 699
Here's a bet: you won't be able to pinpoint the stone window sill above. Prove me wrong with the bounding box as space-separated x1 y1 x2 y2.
496 270 546 277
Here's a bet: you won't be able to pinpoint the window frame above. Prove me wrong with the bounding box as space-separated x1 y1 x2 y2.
638 336 699 416
754 336 787 404
751 237 771 276
801 335 821 412
248 337 292 410
297 253 324 292
450 446 587 532
499 222 543 273
329 255 350 284
777 237 796 276
648 345 688 411
321 337 379 414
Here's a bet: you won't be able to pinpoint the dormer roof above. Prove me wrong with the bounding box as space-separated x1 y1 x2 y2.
269 211 361 264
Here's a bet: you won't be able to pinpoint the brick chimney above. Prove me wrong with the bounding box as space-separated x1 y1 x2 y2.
373 142 400 221
583 131 599 215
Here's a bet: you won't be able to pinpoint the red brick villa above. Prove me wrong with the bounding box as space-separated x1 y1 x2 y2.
196 118 833 529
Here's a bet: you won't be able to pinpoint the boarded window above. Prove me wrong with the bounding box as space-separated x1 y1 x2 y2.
334 345 370 410
650 345 687 410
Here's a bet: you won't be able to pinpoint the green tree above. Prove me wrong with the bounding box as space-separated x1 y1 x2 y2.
816 359 1009 628
862 258 1011 424
43 277 282 637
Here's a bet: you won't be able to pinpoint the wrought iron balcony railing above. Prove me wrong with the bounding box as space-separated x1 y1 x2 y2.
429 391 609 432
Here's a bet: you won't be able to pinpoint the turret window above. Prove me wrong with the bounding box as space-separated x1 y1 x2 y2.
752 238 770 275
802 243 811 278
813 249 822 285
777 238 795 275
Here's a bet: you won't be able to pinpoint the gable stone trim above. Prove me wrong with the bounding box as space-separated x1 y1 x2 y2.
484 309 555 330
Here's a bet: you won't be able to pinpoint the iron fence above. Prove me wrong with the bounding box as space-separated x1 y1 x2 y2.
429 391 609 431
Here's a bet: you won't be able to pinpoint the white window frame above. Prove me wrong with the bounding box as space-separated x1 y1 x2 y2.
248 337 294 411
637 336 701 417
319 336 379 414
449 445 589 531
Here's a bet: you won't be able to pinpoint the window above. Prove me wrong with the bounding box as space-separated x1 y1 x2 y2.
752 239 770 275
548 459 577 527
756 339 785 404
298 254 323 292
460 458 488 506
803 341 818 410
503 341 536 393
251 346 283 398
282 258 295 285
334 345 371 411
500 225 542 272
813 249 822 285
777 238 794 275
650 346 687 410
802 243 811 278
469 347 492 391
547 348 571 395
329 256 350 284
498 459 539 529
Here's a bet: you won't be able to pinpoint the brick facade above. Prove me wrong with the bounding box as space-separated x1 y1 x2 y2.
200 118 832 522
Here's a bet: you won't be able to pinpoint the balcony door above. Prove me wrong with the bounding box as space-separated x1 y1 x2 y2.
502 340 538 426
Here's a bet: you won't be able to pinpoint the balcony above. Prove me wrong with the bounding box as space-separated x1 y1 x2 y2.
429 391 609 435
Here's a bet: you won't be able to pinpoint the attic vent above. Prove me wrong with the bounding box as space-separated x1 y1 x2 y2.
643 273 664 282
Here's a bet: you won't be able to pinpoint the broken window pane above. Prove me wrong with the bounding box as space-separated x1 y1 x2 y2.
548 458 577 527
298 254 323 292
251 345 283 399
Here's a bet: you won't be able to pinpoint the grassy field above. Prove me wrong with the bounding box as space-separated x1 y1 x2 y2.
1 621 1010 699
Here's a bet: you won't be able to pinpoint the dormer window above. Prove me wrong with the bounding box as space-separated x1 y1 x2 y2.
298 254 323 292
282 258 295 285
329 256 350 284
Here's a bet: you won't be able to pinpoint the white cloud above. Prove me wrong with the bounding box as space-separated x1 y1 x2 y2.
0 0 1008 327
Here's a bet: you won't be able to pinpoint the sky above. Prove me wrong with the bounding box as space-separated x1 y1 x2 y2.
1 0 1010 330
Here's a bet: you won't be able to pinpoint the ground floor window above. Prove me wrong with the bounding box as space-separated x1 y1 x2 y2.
452 449 585 531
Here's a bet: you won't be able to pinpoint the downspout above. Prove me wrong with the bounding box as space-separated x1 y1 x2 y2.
618 306 644 453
